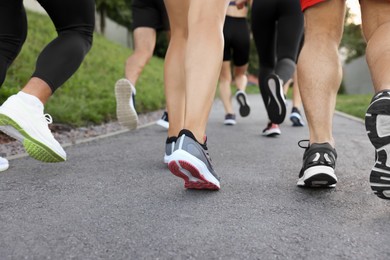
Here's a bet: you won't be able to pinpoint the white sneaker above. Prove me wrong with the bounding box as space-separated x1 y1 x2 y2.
0 94 66 162
156 111 169 129
115 79 138 130
0 156 9 171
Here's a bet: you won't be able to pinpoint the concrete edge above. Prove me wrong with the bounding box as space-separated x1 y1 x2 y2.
334 110 364 124
6 110 364 161
6 121 158 161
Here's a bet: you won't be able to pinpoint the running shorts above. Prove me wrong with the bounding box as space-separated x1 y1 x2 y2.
301 0 327 11
223 16 250 66
131 0 169 31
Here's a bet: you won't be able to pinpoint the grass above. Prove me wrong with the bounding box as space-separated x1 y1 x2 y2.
336 94 372 119
1 11 165 127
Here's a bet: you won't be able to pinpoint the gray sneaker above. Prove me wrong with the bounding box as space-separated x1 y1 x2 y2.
164 136 177 164
168 129 220 190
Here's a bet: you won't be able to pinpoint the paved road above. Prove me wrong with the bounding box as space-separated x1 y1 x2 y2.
1 94 389 259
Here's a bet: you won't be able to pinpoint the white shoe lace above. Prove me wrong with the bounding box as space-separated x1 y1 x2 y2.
44 114 53 124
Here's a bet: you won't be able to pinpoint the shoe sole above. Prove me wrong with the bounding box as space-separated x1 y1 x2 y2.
0 114 65 162
115 79 138 130
235 92 250 117
297 165 337 188
365 97 390 199
265 75 286 124
290 113 305 127
224 119 236 125
168 150 220 190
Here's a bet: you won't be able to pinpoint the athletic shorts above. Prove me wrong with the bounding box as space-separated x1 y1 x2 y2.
223 16 250 66
131 0 169 31
300 0 326 11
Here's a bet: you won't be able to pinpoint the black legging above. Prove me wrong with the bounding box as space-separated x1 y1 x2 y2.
251 0 303 106
0 0 95 92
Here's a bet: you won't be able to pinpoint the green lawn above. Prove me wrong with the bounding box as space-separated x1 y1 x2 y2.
1 11 166 127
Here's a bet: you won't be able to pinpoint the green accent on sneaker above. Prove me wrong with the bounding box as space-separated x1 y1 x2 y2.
0 114 65 163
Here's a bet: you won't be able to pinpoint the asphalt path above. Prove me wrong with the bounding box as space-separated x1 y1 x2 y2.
1 94 389 259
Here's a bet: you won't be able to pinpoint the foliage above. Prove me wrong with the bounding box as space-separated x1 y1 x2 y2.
1 11 166 127
96 0 132 33
340 8 366 63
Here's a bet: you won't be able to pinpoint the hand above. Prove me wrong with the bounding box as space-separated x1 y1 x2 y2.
235 0 248 9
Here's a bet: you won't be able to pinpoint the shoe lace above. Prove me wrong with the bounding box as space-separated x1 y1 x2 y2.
298 139 310 149
44 113 53 124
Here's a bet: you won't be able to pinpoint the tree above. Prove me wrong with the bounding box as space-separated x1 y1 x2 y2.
340 8 366 63
96 0 132 34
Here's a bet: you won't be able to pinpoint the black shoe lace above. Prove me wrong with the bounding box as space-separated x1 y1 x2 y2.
298 139 310 149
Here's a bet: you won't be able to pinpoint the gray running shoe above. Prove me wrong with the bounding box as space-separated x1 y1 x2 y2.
297 141 337 188
168 129 220 190
115 79 138 130
365 90 390 199
164 136 177 164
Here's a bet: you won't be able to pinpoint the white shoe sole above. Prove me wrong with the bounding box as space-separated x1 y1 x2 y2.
156 119 169 129
297 165 337 188
115 79 138 130
168 149 220 190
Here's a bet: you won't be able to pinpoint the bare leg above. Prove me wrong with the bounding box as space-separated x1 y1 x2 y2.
361 0 390 92
291 70 302 109
233 64 248 92
125 28 157 86
21 77 52 104
297 0 345 146
164 0 189 138
219 61 234 115
165 0 229 142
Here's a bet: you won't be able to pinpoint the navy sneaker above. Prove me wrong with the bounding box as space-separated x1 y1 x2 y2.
297 141 338 188
290 107 305 127
224 113 236 125
168 129 220 190
264 74 286 124
164 136 177 164
365 90 390 199
235 90 250 117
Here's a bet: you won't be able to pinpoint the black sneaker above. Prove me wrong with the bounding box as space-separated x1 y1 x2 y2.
168 129 220 190
264 74 286 124
164 136 177 164
224 113 236 125
365 90 390 199
235 90 250 117
297 140 338 188
157 111 169 129
290 107 305 127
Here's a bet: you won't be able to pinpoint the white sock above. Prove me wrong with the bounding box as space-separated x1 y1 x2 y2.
17 91 44 111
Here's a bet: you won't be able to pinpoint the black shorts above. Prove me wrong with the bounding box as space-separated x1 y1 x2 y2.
131 0 169 31
223 16 250 67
